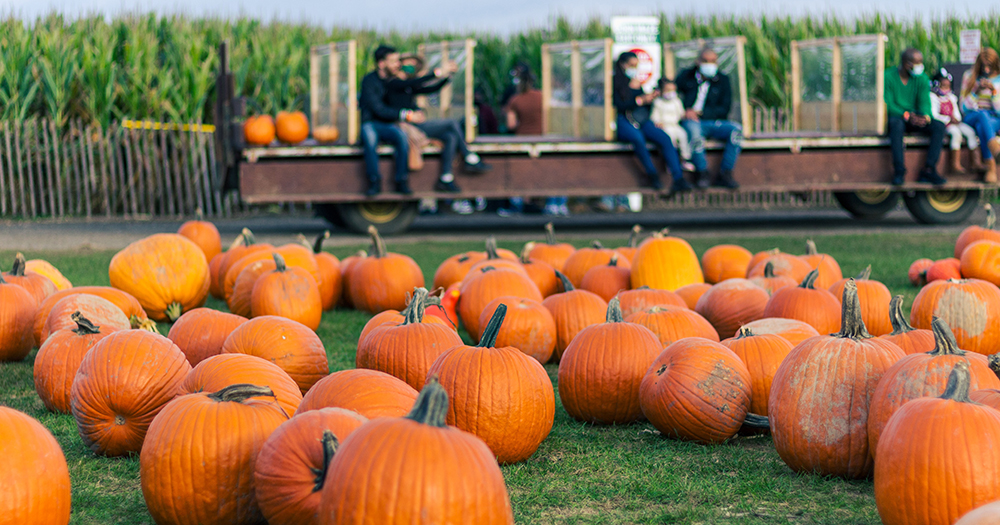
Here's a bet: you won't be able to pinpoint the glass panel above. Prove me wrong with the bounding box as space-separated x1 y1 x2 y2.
334 43 351 143
548 47 574 136
668 40 743 122
841 41 878 102
799 45 834 102
446 44 468 121
580 43 607 138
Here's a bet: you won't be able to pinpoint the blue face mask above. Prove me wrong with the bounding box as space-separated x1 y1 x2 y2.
625 67 638 79
910 64 925 76
699 63 718 78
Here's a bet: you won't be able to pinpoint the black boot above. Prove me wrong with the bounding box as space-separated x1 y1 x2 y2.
695 170 711 189
395 180 413 195
365 181 381 197
671 177 693 194
917 167 947 186
713 170 739 189
648 174 664 191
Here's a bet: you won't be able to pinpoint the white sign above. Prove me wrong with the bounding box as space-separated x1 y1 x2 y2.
611 16 661 91
960 29 981 65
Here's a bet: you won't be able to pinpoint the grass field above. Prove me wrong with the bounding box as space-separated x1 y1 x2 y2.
0 230 961 524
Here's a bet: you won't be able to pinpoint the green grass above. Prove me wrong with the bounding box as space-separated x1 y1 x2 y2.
0 231 960 524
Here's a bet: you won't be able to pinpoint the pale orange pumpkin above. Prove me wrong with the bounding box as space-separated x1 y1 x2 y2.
109 233 210 322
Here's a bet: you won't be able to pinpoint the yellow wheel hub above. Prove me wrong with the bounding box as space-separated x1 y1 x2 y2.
855 189 892 205
925 190 967 214
358 202 404 224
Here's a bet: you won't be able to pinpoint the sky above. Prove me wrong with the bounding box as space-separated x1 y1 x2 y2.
3 0 996 32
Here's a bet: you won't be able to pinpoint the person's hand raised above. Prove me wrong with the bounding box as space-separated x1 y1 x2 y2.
407 110 427 124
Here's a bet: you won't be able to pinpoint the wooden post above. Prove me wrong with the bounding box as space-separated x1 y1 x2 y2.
40 120 55 216
84 122 97 218
329 46 339 132
49 120 64 217
310 47 321 131
0 123 7 215
347 40 359 144
157 129 174 216
663 44 676 80
875 33 887 135
13 121 27 216
604 38 614 141
69 122 84 215
791 40 801 132
24 120 38 217
541 44 551 135
735 37 752 137
440 41 452 119
571 41 583 138
465 39 476 142
96 125 110 217
831 39 843 133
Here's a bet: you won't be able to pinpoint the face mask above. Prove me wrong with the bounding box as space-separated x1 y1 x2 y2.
625 67 638 79
910 64 925 76
699 63 718 78
511 77 520 85
662 91 677 100
401 65 416 76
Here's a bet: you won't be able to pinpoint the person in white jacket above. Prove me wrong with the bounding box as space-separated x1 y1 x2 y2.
651 79 696 172
931 69 981 173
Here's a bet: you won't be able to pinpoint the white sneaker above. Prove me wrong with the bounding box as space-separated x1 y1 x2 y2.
557 204 570 216
474 196 487 211
543 204 559 216
451 200 474 215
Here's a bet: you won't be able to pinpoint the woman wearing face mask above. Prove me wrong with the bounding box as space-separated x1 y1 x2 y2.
612 51 690 194
960 48 1000 182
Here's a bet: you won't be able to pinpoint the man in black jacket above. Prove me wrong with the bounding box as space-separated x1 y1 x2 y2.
676 47 743 189
359 45 415 196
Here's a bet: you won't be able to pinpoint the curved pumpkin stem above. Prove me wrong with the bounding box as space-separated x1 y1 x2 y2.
367 225 387 258
310 430 339 492
763 261 776 279
743 413 770 429
929 317 965 356
735 325 755 339
406 377 449 428
651 228 670 239
520 243 534 265
805 239 818 256
887 295 915 336
403 288 431 325
272 252 288 272
478 303 507 347
555 270 575 292
208 383 276 403
240 228 256 246
165 303 184 323
627 224 642 248
834 279 872 340
855 265 872 280
798 269 820 289
71 312 101 335
0 272 7 285
591 240 604 249
606 297 624 323
484 236 500 260
988 354 1000 380
10 252 27 276
294 234 312 250
544 222 557 245
135 318 160 334
987 203 996 230
608 254 619 267
313 230 331 254
939 360 972 403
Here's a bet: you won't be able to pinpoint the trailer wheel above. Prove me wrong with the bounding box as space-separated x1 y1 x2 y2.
903 189 979 224
313 203 346 228
331 201 419 234
834 190 900 219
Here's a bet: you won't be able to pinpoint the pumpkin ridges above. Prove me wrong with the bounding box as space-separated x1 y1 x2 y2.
181 353 303 416
761 269 842 334
109 233 210 322
629 230 704 291
542 271 608 360
311 230 343 311
34 313 112 413
250 252 323 331
580 253 632 302
617 286 687 317
910 278 1000 355
694 278 769 339
0 273 37 362
480 296 556 364
459 266 542 341
296 369 418 418
526 222 576 271
720 327 794 417
350 227 425 314
701 244 753 284
626 304 720 346
222 316 329 394
177 211 222 262
955 203 1000 258
0 407 72 525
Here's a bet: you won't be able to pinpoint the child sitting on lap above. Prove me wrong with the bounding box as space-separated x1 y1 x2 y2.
651 78 695 172
931 69 981 173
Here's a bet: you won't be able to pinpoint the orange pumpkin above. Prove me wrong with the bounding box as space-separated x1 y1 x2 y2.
222 316 328 394
459 266 541 341
519 247 559 298
357 288 450 343
562 241 626 288
580 253 631 302
761 270 842 334
626 304 719 346
701 244 753 284
208 253 226 300
955 203 1000 258
747 252 813 284
541 272 608 361
432 251 488 291
748 261 798 295
41 294 131 343
617 286 687 318
216 229 267 296
828 265 893 336
223 243 320 303
349 226 425 314
971 388 1000 410
614 224 644 263
740 317 820 347
0 407 71 525
911 278 1000 355
961 239 1000 287
251 253 323 330
558 298 663 424
276 111 310 144
109 233 210 322
956 500 1000 525
429 304 555 464
339 249 366 309
926 257 963 283
177 210 222 262
24 258 72 291
140 384 289 525
181 353 302 416
694 278 769 339
768 280 905 479
244 115 276 145
675 282 712 309
720 327 795 418
629 230 704 291
798 240 843 290
526 222 576 271
312 124 341 143
33 286 146 346
479 296 556 364
0 272 37 362
640 337 752 443
746 248 780 274
464 239 525 280
296 369 418 418
229 258 277 318
255 407 367 525
4 252 56 305
311 231 343 311
70 330 192 456
879 295 936 355
908 258 934 287
34 313 112 413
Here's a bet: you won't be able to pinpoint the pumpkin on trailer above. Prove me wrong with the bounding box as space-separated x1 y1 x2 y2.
140 384 289 525
312 124 340 143
526 222 576 271
694 278 768 339
617 286 687 317
432 251 488 291
70 330 192 457
640 337 752 444
868 317 1000 455
909 258 934 287
761 269 841 334
181 353 303 416
251 253 323 330
4 252 57 305
828 265 893 336
748 261 798 295
459 265 541 341
24 258 72 291
675 282 712 309
429 304 555 464
34 313 112 413
799 240 843 289
701 243 753 284
955 203 1000 258
0 407 71 525
739 317 820 347
911 278 1000 355
615 224 644 263
244 115 276 145
308 231 343 311
925 257 963 283
580 253 631 302
177 209 222 262
558 298 663 424
626 305 719 346
479 296 556 364
630 229 704 291
880 295 936 354
276 110 310 144
297 368 418 418
542 271 608 361
519 246 559 297
33 286 146 346
109 233 210 322
0 272 37 362
222 316 328 394
960 239 1000 287
255 408 367 525
41 294 130 343
562 241 625 288
768 280 905 479
721 327 794 422
349 226 425 314
167 308 248 366
874 361 1000 525
318 379 515 524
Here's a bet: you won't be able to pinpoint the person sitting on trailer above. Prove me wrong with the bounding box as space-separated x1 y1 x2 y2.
884 48 947 186
613 51 690 194
959 48 1000 183
676 47 741 189
359 45 412 196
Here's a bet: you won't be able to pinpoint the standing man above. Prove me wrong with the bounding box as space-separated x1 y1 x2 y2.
359 45 418 196
885 48 947 185
677 47 742 189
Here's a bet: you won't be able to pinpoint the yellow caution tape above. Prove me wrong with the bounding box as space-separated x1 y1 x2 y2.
121 120 216 133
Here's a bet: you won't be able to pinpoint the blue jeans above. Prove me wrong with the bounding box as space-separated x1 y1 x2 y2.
361 121 408 185
546 197 567 207
616 116 684 181
416 119 469 176
682 119 743 172
964 110 1000 160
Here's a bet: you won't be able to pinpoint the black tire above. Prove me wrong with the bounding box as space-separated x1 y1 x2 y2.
834 190 901 220
333 201 419 234
903 189 980 225
313 203 346 228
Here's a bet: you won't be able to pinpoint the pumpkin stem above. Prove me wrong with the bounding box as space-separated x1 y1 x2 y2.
227 233 245 251
763 261 776 279
855 265 872 280
478 303 507 347
0 272 7 285
939 360 972 403
195 207 205 221
207 383 276 403
241 228 256 246
129 315 144 329
484 236 500 260
834 279 872 339
165 302 184 322
987 203 996 230
555 270 575 292
544 222 557 245
887 295 915 336
606 297 624 323
310 430 339 493
928 317 965 356
10 252 26 276
608 254 619 267
313 230 331 254
987 354 1000 379
71 312 101 335
591 240 604 249
272 252 287 272
798 269 820 289
294 234 312 250
743 413 770 429
805 239 818 255
651 227 670 239
627 224 642 248
520 243 534 264
136 318 160 334
403 287 430 325
367 225 387 258
736 325 755 339
405 377 449 428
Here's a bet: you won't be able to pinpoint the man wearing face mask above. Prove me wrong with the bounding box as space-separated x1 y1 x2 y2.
885 48 947 185
676 47 742 189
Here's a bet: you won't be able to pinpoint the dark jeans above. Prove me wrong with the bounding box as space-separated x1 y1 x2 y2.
361 121 408 185
681 119 743 172
964 110 1000 160
416 119 470 176
887 116 945 176
616 116 684 182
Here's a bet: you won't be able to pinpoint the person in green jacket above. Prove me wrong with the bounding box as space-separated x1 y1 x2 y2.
885 48 947 185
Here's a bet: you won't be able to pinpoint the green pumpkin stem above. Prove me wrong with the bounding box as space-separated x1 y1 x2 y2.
591 240 604 249
10 253 26 276
805 239 818 256
208 383 275 403
608 254 619 267
855 265 872 280
987 354 1000 380
403 288 430 325
743 413 770 429
0 273 6 285
606 297 624 323
313 230 331 254
406 377 449 428
555 270 575 292
485 236 500 260
799 269 820 289
929 317 965 356
241 228 256 246
834 279 872 339
887 295 916 336
986 203 996 230
311 430 339 492
71 312 101 335
627 225 642 248
939 360 972 403
165 302 183 323
195 207 205 221
367 226 388 258
763 262 776 279
272 252 287 272
478 303 507 347
735 326 755 339
544 222 557 245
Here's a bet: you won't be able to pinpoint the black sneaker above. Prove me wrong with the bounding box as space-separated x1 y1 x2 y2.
649 176 664 191
395 181 413 195
435 179 461 193
891 173 905 186
671 178 693 194
695 171 711 189
713 170 740 189
917 168 947 186
365 182 381 197
463 161 492 174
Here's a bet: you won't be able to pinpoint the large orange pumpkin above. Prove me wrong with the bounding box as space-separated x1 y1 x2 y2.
799 239 843 289
4 252 57 304
222 316 328 394
229 258 277 317
880 295 936 355
562 241 626 288
746 248 779 274
526 222 576 271
311 231 342 311
694 278 768 339
911 278 1000 355
479 296 556 364
244 115 276 145
926 257 963 283
216 229 267 296
177 210 222 262
140 384 289 525
519 247 559 298
357 288 450 343
617 286 687 317
255 408 368 525
208 253 226 300
34 313 112 413
761 270 842 334
349 226 425 314
748 261 798 295
541 272 608 361
276 111 310 144
874 361 1000 525
24 258 72 291
630 230 703 291
109 233 210 322
41 294 130 343
0 407 71 525
432 251 488 291
318 380 514 524
580 253 631 302
626 304 719 346
223 243 321 303
167 307 247 366
558 298 663 424
828 265 893 336
70 330 192 456
740 317 820 347
955 203 1000 258
338 249 366 309
768 280 905 479
0 272 37 362
701 244 753 284
961 239 1000 287
459 265 541 341
675 282 712 309
251 253 323 330
720 326 795 419
640 337 752 443
429 304 555 464
908 258 934 287
297 369 418 418
181 353 303 416
33 286 146 346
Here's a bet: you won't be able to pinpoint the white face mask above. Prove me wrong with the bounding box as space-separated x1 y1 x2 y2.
911 64 925 76
661 91 677 100
625 67 638 79
699 63 718 78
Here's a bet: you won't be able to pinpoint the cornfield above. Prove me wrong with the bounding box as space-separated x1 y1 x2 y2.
1 12 998 128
